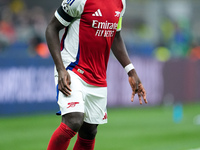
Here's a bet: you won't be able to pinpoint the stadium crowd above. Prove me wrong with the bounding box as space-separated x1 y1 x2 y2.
0 0 200 61
0 0 50 58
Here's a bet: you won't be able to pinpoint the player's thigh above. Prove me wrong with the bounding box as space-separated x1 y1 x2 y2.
55 70 85 116
84 85 108 124
62 112 84 132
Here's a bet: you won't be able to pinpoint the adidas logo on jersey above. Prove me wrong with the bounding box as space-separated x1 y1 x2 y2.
92 9 102 17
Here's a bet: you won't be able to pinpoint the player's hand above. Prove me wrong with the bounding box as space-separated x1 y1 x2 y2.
128 71 147 104
58 69 71 96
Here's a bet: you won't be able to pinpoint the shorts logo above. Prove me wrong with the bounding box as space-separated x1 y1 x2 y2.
103 113 107 120
67 102 79 108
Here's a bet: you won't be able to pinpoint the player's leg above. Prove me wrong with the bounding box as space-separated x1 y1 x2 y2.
62 112 84 132
47 112 84 150
47 70 85 150
73 122 98 150
78 122 98 139
72 82 108 150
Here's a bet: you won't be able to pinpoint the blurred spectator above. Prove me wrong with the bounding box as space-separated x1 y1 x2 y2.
169 20 191 58
29 35 50 58
0 0 50 58
0 21 16 50
154 46 171 62
35 43 50 58
10 0 25 14
28 6 49 58
1 0 200 60
0 4 16 50
189 42 200 61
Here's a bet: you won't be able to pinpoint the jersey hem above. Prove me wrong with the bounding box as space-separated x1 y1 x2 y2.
72 70 107 87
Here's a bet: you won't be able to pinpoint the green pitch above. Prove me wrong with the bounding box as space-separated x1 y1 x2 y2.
0 103 200 150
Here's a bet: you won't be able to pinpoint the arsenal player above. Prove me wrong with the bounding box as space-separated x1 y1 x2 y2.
46 0 147 149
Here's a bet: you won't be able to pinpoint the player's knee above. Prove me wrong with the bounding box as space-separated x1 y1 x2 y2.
79 123 98 139
70 120 83 132
62 112 84 132
71 121 83 132
89 127 97 138
85 126 98 139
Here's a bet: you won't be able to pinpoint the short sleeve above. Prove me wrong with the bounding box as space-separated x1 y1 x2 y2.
117 0 126 31
120 0 126 18
54 0 86 27
117 17 122 31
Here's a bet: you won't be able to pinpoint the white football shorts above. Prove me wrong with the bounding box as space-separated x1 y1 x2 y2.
54 69 108 124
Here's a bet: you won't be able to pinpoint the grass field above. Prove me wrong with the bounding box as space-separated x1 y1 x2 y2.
0 103 200 150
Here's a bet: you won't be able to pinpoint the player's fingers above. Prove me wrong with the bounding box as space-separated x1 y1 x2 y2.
135 81 139 93
62 76 71 92
131 90 136 102
140 87 147 103
131 92 135 102
63 76 69 89
58 82 66 95
138 93 143 105
66 81 71 92
59 85 70 96
59 79 71 96
58 80 64 90
62 89 70 96
66 74 72 90
142 89 148 104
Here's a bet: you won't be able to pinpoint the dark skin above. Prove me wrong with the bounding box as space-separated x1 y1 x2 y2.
111 32 147 104
46 16 147 139
46 16 97 139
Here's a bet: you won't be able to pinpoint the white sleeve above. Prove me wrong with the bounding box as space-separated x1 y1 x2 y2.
120 0 126 18
54 0 86 26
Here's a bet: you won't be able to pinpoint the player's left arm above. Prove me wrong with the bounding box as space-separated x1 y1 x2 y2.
111 31 147 104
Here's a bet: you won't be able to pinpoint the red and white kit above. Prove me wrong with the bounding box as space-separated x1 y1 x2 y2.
55 0 126 124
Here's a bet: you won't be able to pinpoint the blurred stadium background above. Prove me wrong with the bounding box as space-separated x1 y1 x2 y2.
0 0 200 150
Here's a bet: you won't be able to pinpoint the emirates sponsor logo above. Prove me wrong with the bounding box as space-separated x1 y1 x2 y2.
92 20 118 37
92 20 118 30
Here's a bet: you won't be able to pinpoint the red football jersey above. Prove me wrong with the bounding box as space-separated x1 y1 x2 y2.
55 0 126 87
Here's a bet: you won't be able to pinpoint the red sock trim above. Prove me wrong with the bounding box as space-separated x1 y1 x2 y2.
73 134 95 150
60 122 76 137
47 123 76 150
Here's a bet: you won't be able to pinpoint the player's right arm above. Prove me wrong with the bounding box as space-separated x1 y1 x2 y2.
45 16 71 96
46 0 84 96
46 0 83 96
111 31 147 104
